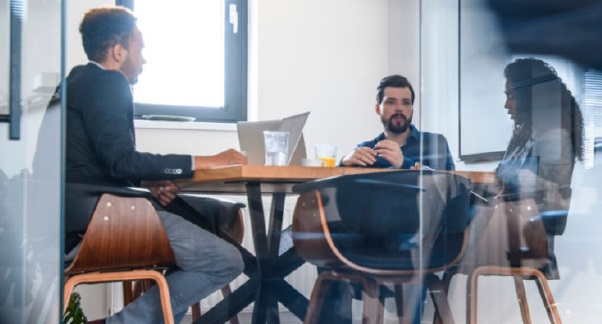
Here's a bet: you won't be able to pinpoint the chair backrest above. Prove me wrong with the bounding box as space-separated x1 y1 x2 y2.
177 194 246 244
65 193 175 273
292 170 472 275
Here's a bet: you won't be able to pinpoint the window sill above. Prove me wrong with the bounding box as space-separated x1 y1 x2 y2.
134 119 237 132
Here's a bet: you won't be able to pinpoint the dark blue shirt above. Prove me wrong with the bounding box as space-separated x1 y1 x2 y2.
351 125 455 170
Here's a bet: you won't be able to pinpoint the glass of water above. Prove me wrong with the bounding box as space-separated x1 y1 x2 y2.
263 131 289 165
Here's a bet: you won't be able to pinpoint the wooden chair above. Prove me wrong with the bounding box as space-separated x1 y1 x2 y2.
64 192 176 324
291 170 472 324
466 193 567 324
434 188 569 324
121 195 246 324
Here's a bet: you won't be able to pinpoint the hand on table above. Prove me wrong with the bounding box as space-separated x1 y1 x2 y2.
194 149 248 170
340 147 377 167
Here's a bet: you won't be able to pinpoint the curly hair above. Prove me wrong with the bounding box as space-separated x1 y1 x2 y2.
79 6 137 62
504 58 584 160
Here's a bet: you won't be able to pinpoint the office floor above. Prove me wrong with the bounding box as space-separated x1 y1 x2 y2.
181 299 438 324
181 311 302 324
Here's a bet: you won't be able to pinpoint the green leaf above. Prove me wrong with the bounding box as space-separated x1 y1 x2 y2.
63 292 87 324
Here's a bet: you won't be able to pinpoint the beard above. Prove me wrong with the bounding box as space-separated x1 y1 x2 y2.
120 60 142 85
383 113 411 134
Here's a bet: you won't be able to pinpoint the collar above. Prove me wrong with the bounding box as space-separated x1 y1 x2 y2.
407 124 420 143
88 61 106 70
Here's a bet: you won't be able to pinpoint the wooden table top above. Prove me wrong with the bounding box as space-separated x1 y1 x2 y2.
175 165 495 194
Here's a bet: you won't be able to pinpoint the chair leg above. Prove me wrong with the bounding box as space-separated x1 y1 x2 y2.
468 271 478 324
191 301 202 321
190 285 239 324
394 284 404 324
123 281 134 306
433 268 457 324
64 270 175 324
361 277 383 324
426 274 455 324
304 272 335 324
221 285 240 324
512 276 532 324
63 279 77 315
532 271 562 324
470 266 562 324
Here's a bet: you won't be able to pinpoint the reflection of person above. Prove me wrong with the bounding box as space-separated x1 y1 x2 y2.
66 7 245 323
340 74 455 170
496 58 583 212
462 58 583 279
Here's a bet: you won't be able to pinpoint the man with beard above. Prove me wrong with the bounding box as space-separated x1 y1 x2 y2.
340 74 454 170
320 75 455 324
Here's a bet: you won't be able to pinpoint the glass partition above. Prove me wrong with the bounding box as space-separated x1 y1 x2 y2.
0 0 64 322
422 0 602 322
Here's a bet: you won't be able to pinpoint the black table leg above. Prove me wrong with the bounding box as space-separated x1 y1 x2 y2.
198 182 308 323
193 274 260 323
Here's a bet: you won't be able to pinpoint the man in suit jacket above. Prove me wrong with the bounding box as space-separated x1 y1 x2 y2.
65 7 246 323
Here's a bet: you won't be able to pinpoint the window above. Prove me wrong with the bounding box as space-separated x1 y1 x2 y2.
119 0 247 123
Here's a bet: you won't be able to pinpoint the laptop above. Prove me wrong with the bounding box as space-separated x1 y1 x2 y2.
237 112 309 165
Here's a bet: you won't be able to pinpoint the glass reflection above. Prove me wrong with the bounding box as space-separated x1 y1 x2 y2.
423 1 602 323
0 0 62 322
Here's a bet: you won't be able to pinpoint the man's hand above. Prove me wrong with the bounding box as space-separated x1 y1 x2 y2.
142 180 179 207
340 147 377 167
373 139 404 169
194 149 248 170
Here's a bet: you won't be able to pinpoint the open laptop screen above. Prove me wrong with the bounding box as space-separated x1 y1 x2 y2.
236 112 309 165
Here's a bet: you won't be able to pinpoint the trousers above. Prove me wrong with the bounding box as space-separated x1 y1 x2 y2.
106 211 244 323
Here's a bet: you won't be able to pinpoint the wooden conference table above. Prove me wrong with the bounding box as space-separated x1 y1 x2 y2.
176 165 494 323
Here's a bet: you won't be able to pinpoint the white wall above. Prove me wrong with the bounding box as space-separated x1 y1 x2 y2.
65 0 420 161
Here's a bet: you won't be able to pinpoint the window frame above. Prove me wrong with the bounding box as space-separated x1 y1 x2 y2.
118 0 248 123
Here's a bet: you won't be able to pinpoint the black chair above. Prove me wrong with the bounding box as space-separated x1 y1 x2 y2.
291 170 472 323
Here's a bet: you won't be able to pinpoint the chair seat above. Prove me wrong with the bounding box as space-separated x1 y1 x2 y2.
328 233 465 271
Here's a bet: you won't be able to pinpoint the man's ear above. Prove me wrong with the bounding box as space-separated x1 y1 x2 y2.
111 43 128 63
375 103 382 116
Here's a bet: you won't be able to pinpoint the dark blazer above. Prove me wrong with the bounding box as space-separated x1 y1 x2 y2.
66 63 192 187
64 64 193 246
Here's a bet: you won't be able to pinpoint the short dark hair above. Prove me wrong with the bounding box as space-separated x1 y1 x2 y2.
79 6 137 62
376 75 415 105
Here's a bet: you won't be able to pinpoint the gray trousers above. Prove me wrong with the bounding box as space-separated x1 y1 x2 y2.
106 211 244 323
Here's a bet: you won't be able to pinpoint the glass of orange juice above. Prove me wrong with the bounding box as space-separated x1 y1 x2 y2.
315 144 337 167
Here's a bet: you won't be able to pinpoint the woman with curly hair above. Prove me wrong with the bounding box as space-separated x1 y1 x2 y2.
498 57 583 212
